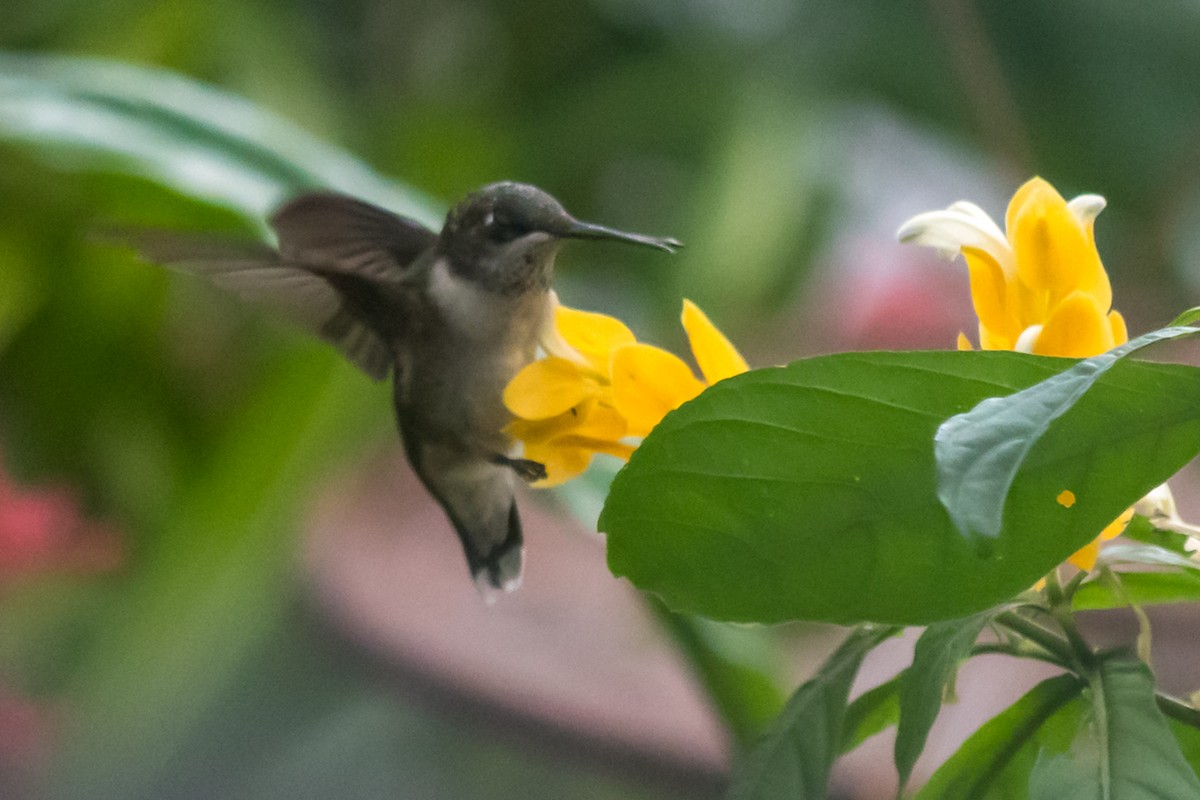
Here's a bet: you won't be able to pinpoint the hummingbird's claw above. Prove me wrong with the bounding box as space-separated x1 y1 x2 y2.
493 455 548 483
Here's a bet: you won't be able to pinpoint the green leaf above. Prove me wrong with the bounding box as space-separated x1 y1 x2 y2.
1122 513 1195 557
935 325 1200 543
895 613 993 790
1028 656 1200 798
1073 571 1200 611
0 53 440 227
602 351 1200 624
1169 718 1200 777
1098 543 1200 571
840 673 902 755
914 674 1083 800
727 625 898 800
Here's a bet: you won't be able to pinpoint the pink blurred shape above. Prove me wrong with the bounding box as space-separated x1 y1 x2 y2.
0 454 122 577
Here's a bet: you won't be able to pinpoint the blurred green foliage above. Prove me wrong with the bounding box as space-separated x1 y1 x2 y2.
4 0 1200 798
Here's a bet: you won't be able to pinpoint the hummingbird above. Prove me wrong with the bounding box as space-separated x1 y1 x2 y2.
130 182 681 595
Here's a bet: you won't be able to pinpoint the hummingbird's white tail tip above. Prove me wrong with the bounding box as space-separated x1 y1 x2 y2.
473 545 524 603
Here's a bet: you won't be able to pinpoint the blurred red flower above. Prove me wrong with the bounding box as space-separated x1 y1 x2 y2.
0 455 121 578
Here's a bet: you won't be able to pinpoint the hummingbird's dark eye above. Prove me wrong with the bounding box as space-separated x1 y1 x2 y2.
484 211 530 244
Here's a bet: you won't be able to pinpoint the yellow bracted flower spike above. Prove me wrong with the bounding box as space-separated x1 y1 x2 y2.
899 176 1133 572
503 295 747 486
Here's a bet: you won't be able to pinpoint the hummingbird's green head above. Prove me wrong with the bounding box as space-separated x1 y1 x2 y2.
439 182 681 293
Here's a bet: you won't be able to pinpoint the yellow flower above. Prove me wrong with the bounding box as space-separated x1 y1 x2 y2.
503 294 748 486
899 176 1132 571
899 176 1127 357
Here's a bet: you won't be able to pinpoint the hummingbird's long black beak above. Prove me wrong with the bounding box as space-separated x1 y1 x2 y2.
560 219 683 254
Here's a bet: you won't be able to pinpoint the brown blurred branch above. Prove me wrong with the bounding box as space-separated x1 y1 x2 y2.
927 0 1034 176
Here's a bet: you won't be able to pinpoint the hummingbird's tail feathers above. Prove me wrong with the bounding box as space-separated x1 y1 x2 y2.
404 438 526 596
270 192 438 282
471 504 525 600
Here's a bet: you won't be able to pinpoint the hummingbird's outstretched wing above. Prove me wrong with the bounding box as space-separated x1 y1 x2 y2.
126 194 437 381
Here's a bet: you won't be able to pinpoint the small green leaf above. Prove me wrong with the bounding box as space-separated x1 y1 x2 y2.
1169 307 1200 327
727 626 898 800
914 674 1083 799
1073 571 1200 611
603 351 1200 624
895 613 993 790
1122 514 1195 557
935 325 1200 543
1028 656 1200 798
840 673 902 755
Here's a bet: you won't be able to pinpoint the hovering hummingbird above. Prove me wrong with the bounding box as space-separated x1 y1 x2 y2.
130 182 681 594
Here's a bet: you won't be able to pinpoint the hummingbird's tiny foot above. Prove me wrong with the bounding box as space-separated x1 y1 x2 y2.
493 455 548 482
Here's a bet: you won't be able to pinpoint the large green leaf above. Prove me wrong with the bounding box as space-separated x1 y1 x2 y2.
727 625 897 800
1027 657 1200 798
895 613 993 790
602 351 1200 624
935 325 1200 543
0 52 440 227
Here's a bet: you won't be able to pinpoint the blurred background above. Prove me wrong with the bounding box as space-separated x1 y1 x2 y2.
4 1 1200 798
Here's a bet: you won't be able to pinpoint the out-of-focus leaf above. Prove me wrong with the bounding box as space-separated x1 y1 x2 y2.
650 600 787 750
1027 657 1200 798
727 625 898 800
895 613 992 790
0 53 441 228
914 674 1082 799
46 354 393 800
1097 543 1200 571
935 325 1200 543
603 351 1200 624
1169 718 1200 779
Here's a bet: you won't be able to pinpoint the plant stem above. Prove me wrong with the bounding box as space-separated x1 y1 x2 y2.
970 641 1069 668
995 610 1080 671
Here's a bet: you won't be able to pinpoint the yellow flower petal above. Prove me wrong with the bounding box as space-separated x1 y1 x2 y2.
956 332 974 351
681 299 749 385
1066 507 1134 571
1004 176 1045 236
1101 506 1135 542
503 357 594 420
978 323 1014 351
962 246 1019 344
555 305 636 374
522 441 596 487
1057 490 1076 508
1067 538 1101 572
1009 178 1109 310
1031 291 1113 357
1108 309 1128 346
611 343 705 437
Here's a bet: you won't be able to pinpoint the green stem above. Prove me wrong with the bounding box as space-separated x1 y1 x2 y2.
971 641 1069 669
1040 569 1098 672
995 610 1080 671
